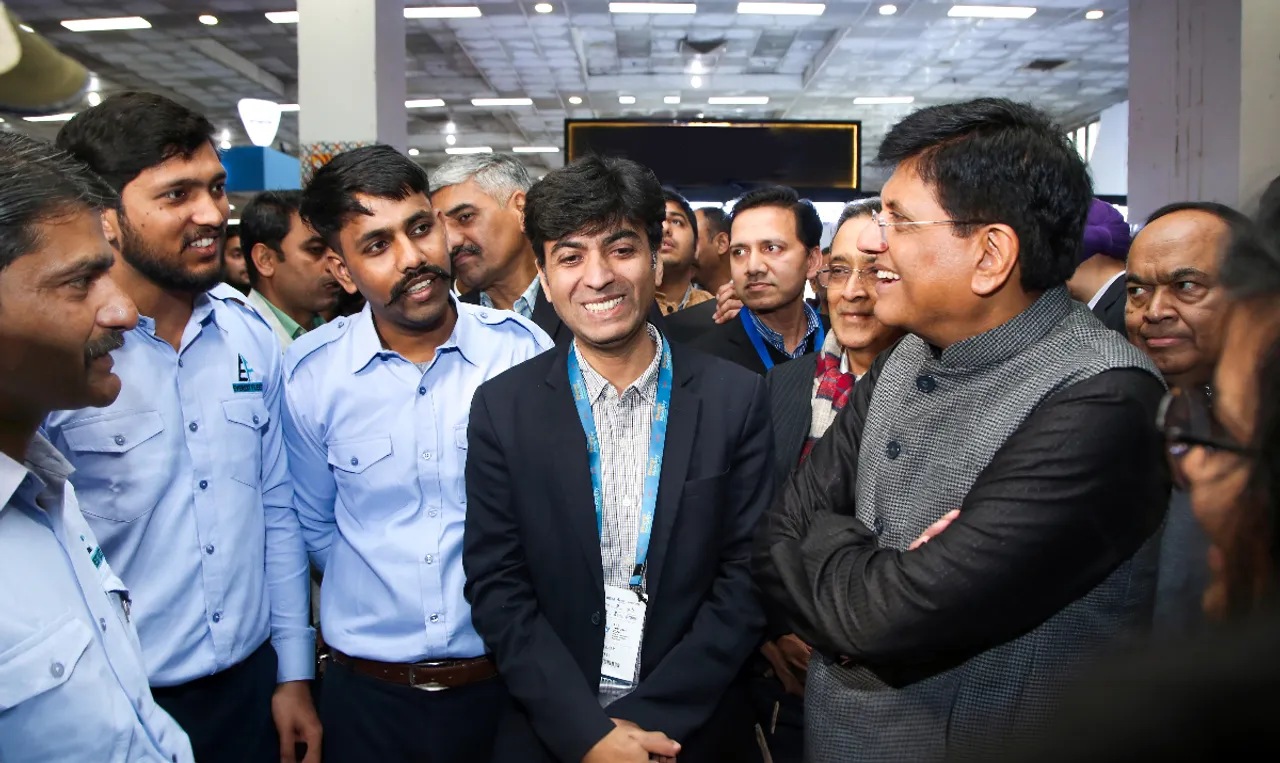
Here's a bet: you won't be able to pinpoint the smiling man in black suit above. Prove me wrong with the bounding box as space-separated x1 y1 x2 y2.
463 154 773 763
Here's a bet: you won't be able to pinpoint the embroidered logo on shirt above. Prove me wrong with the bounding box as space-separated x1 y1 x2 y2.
233 353 264 393
82 535 105 568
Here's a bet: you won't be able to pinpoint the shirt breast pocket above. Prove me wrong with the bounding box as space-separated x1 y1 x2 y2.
60 411 166 522
222 397 270 488
327 437 394 502
0 614 91 712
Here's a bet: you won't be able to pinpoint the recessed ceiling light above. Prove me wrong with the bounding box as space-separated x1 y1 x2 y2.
220 139 232 150
535 3 554 12
408 148 421 156
689 58 705 74
446 134 457 145
445 121 457 133
619 95 636 104
87 92 102 107
1084 9 1104 20
60 16 152 32
228 218 240 225
220 128 231 142
228 204 235 210
609 3 697 14
691 75 703 88
707 96 769 105
737 2 825 16
568 96 583 104
513 146 560 153
948 5 1037 19
664 95 681 104
446 146 493 155
278 103 300 112
199 14 219 25
23 113 77 122
19 24 33 33
403 6 483 19
879 4 898 15
406 99 446 108
265 11 299 23
854 96 914 104
471 98 534 106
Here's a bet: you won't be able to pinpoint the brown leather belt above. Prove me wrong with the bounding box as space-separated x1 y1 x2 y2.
329 650 497 691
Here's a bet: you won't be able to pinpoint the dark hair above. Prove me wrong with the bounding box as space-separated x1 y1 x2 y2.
524 155 665 267
226 223 240 240
876 97 1092 292
698 206 730 240
729 186 823 250
0 133 117 271
662 187 699 243
1147 200 1254 230
54 91 216 196
300 144 431 254
239 190 303 287
835 197 882 231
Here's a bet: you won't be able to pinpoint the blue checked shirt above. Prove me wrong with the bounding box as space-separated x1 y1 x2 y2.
0 436 194 763
42 285 313 687
282 301 551 662
749 302 823 359
477 276 541 320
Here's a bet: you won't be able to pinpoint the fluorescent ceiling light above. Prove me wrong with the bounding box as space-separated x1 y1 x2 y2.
408 148 420 156
535 3 554 12
446 134 457 145
568 96 583 104
690 75 703 88
199 15 219 25
707 96 769 105
854 95 914 104
406 99 446 108
619 95 636 104
948 5 1037 19
403 6 482 19
513 146 560 153
609 3 697 14
1085 9 1104 20
664 95 681 104
737 3 825 16
23 113 77 122
60 16 152 32
265 11 299 23
471 98 533 106
278 103 300 112
879 4 898 15
446 146 493 155
228 218 240 226
19 24 33 33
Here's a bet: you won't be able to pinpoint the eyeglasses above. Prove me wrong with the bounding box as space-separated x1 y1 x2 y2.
816 265 876 288
869 209 989 247
1156 386 1253 484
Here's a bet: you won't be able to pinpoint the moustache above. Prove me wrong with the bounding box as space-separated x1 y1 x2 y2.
387 264 453 306
85 331 126 363
450 243 482 262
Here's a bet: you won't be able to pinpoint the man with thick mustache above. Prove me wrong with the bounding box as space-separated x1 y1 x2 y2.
288 145 550 761
43 93 320 763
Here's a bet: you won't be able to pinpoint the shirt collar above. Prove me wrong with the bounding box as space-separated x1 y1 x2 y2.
574 323 663 404
1087 270 1127 310
348 298 478 374
935 286 1073 369
749 302 822 359
479 276 542 320
250 289 315 339
134 289 223 337
0 434 73 516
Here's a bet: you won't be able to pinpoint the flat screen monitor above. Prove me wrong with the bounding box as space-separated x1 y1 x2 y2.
564 120 861 190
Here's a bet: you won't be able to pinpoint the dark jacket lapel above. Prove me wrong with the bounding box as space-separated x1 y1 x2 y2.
531 286 570 345
769 354 817 487
644 344 698 604
543 345 605 594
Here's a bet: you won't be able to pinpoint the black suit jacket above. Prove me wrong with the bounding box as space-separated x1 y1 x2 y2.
1091 275 1127 335
463 341 773 763
663 298 718 344
765 352 818 491
689 312 827 375
460 284 667 346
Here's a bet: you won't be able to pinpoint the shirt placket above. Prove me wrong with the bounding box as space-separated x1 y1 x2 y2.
413 364 447 652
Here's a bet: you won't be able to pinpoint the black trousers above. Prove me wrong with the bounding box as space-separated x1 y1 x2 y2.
321 657 508 763
152 640 279 763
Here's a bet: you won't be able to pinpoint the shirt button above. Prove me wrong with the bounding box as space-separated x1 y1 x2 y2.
337 319 346 328
113 434 126 446
252 414 260 425
429 613 440 623
422 452 432 460
873 516 885 536
188 422 198 432
886 440 902 460
212 612 222 623
205 544 215 555
418 386 426 396
199 480 208 490
428 509 439 518
350 456 359 466
99 617 108 632
916 375 937 393
591 611 602 626
480 311 489 319
50 661 64 678
178 359 184 368
424 554 434 564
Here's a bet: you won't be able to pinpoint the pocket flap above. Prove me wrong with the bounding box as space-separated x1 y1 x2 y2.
222 398 270 430
328 437 393 474
62 411 164 455
0 615 92 711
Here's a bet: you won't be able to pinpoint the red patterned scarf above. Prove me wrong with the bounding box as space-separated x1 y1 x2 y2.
799 331 857 464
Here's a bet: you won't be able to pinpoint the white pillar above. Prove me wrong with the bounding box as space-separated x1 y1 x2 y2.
297 0 406 181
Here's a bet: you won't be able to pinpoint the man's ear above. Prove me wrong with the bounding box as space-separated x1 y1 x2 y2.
327 252 359 295
804 246 823 281
250 243 278 280
654 250 665 288
971 224 1021 297
714 231 730 256
510 190 527 227
101 209 122 251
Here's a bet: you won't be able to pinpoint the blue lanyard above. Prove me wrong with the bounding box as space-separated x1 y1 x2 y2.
567 335 673 593
739 308 824 371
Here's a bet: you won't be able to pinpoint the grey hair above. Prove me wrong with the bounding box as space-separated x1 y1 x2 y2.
430 153 532 204
835 197 882 232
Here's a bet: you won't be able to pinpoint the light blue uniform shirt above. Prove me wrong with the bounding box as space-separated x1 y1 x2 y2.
283 301 551 662
477 276 541 321
42 284 314 687
0 435 194 763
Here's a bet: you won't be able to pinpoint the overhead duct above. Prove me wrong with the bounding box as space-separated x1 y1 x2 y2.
0 5 91 114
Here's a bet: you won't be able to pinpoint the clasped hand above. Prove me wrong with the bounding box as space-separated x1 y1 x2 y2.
582 719 680 763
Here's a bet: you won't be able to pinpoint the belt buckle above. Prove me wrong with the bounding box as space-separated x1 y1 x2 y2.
409 664 450 692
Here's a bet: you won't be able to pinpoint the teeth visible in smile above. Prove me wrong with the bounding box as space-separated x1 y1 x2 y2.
190 237 215 248
876 270 901 281
585 297 622 313
406 277 435 295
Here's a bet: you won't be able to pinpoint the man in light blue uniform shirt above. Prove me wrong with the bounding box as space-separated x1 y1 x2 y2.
289 145 550 762
42 93 320 763
0 132 192 763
